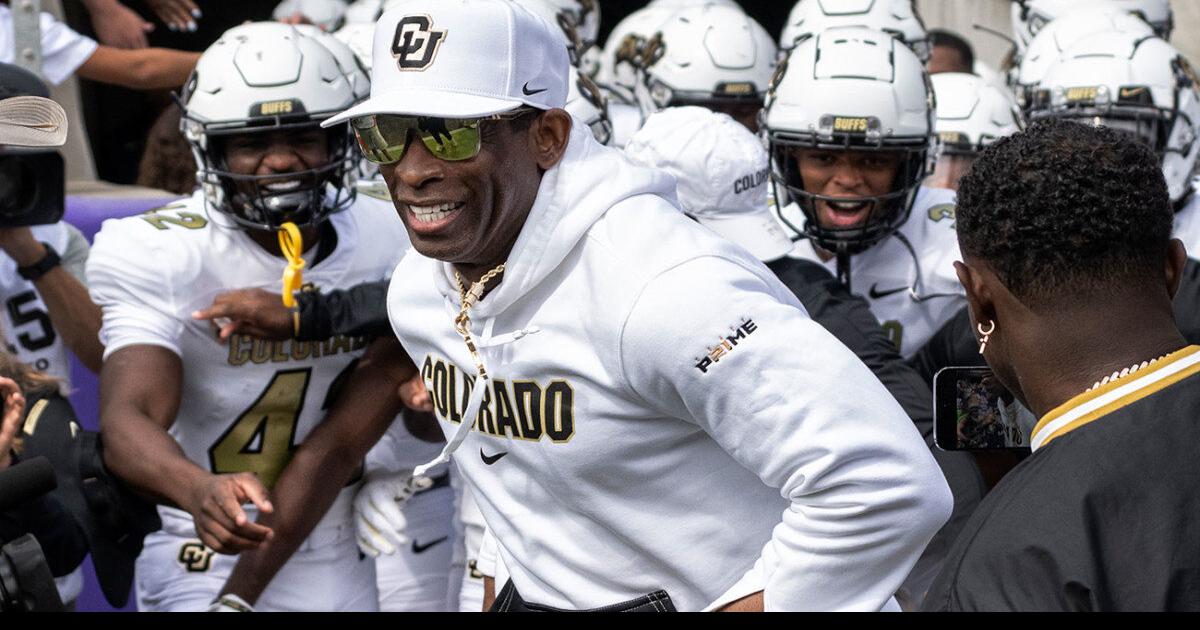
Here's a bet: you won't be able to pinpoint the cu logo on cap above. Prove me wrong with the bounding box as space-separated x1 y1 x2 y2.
392 15 447 71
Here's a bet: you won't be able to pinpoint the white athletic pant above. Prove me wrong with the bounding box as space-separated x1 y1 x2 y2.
373 483 456 611
134 487 377 612
452 471 487 612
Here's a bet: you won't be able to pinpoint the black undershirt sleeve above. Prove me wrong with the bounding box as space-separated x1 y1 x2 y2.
766 257 934 431
295 279 391 341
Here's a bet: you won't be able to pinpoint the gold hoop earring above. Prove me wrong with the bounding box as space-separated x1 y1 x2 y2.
977 320 996 354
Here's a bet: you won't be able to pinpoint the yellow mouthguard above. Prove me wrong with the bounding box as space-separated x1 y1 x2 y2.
278 222 306 308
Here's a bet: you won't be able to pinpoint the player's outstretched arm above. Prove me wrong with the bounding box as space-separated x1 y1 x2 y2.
219 336 418 604
76 45 199 91
0 226 104 373
100 345 273 553
192 288 294 342
193 280 392 343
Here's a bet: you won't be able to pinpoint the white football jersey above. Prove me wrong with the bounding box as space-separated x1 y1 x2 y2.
88 191 409 491
784 186 965 358
1174 177 1200 258
0 222 73 380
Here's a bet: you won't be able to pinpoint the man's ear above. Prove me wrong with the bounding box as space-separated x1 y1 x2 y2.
955 258 997 330
529 108 572 170
1165 238 1188 300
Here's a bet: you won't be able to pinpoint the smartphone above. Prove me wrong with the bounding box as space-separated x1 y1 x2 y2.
933 366 1032 451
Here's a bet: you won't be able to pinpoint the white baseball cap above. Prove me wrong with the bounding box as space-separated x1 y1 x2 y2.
624 106 793 262
324 0 569 125
0 96 67 148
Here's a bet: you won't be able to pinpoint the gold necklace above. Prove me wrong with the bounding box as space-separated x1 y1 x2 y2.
452 263 506 379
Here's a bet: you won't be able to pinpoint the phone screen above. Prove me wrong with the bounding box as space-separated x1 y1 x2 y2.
934 367 1032 451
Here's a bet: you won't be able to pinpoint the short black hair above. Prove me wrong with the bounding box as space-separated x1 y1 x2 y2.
956 118 1173 305
928 29 974 72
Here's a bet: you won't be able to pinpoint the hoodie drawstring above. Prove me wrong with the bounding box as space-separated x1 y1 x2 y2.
413 263 539 478
413 317 541 477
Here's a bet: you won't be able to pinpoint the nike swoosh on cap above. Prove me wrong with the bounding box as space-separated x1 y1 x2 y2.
522 81 547 96
481 449 508 465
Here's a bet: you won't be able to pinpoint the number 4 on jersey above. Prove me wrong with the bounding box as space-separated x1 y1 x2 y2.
208 369 311 488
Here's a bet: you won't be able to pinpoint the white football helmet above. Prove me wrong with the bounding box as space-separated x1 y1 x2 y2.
928 73 1023 190
566 67 612 145
634 4 775 130
933 73 1022 154
648 0 743 8
180 22 358 230
1028 30 1200 205
533 0 601 76
780 0 930 61
510 0 590 67
343 0 383 24
332 22 374 72
536 0 601 47
1010 0 1172 53
764 26 936 253
327 23 380 179
271 0 347 32
1011 5 1154 112
293 24 370 101
597 6 678 102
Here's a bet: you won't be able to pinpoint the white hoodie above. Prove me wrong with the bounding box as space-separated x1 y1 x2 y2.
387 122 953 611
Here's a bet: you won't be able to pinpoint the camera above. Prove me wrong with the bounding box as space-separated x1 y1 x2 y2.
0 457 66 612
0 147 65 227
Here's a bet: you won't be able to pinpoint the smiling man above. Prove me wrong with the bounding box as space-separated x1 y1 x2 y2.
86 22 413 611
768 27 965 359
332 0 949 612
211 0 953 612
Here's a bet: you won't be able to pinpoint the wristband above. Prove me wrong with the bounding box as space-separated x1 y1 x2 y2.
207 593 255 612
17 243 60 282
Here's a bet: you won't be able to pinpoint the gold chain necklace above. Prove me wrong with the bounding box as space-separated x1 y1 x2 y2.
452 263 506 379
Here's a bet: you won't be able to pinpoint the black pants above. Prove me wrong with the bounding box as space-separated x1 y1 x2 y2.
489 580 677 612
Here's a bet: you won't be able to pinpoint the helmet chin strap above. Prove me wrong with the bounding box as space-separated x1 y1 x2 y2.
278 222 306 308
